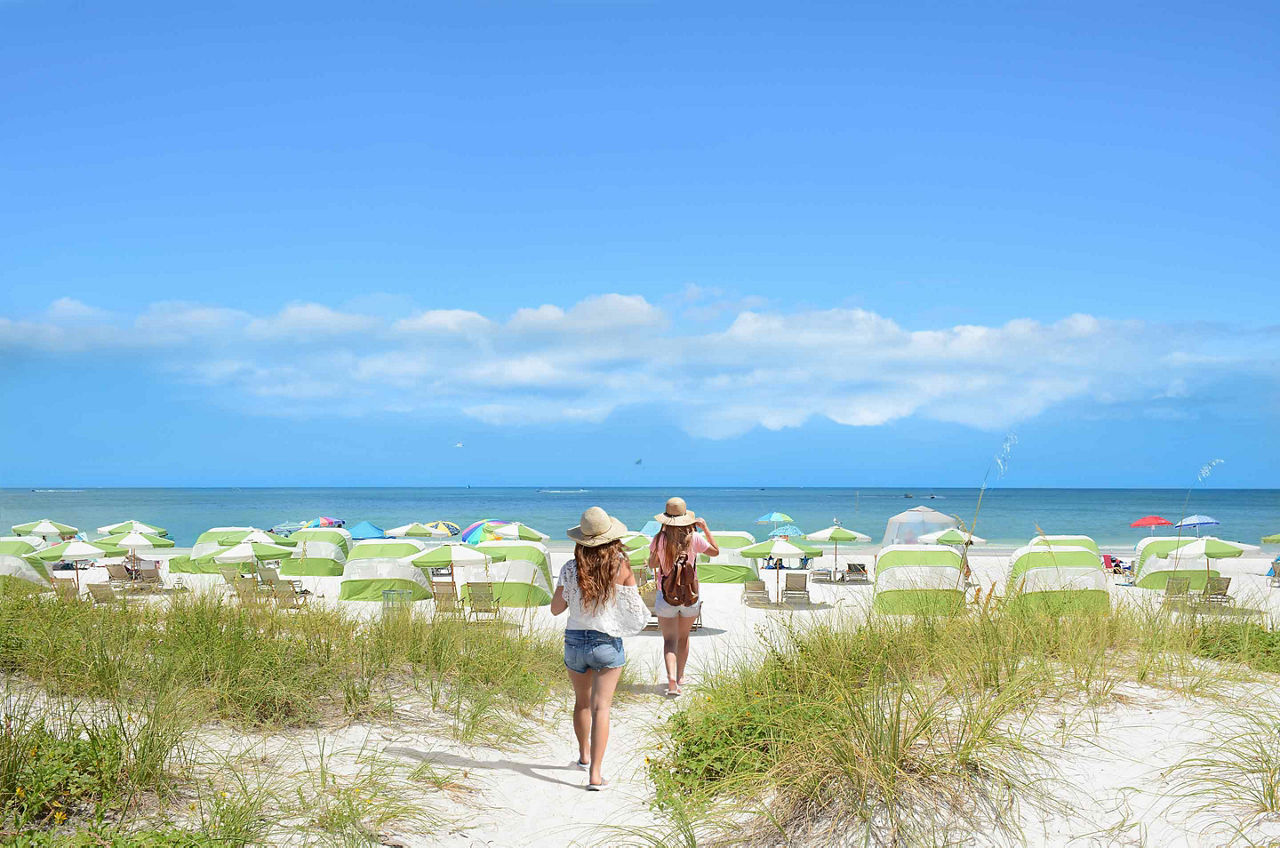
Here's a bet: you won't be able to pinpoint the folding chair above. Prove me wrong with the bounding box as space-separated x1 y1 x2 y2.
465 582 501 621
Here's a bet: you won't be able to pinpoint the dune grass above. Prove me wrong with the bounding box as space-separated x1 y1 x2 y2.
647 606 1280 846
0 590 567 841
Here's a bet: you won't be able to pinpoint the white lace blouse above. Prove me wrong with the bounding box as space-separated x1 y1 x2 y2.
559 560 645 637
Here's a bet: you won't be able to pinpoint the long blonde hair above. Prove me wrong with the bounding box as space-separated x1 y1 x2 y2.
575 541 624 611
658 524 694 572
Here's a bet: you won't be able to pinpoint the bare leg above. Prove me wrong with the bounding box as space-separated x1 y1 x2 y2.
568 668 593 765
674 614 695 685
659 615 681 692
588 665 624 786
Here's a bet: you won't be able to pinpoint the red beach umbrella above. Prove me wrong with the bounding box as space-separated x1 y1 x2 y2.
1130 515 1173 528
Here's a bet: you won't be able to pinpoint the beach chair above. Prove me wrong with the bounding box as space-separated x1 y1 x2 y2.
742 580 771 607
466 582 501 621
87 583 122 607
847 561 870 584
231 577 260 605
105 563 133 591
781 572 810 605
258 565 305 596
51 576 80 602
1162 577 1190 609
219 567 241 596
1270 571 1280 589
272 582 306 610
1202 576 1233 608
432 582 461 615
135 565 164 592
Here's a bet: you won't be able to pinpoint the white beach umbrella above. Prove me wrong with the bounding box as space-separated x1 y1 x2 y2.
920 528 987 546
97 519 167 537
387 522 452 538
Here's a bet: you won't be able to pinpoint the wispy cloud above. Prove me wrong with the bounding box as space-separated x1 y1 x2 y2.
3 294 1275 437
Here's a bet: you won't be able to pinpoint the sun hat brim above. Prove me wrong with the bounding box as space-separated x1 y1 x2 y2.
654 510 697 527
566 516 629 546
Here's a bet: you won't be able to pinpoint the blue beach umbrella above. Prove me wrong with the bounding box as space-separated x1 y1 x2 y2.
1176 515 1220 537
768 524 804 538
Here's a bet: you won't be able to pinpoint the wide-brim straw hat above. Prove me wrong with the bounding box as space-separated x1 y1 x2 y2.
567 506 629 547
655 496 697 527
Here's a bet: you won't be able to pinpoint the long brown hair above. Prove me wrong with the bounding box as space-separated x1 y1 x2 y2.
575 541 624 611
659 524 694 572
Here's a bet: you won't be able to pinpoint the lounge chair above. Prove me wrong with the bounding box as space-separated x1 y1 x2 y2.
231 577 260 605
1202 576 1233 607
1162 577 1190 609
272 583 306 610
466 582 500 621
105 564 133 591
135 565 164 592
432 582 461 614
781 572 810 605
87 583 122 607
258 565 305 596
847 561 870 584
51 577 80 602
742 580 771 607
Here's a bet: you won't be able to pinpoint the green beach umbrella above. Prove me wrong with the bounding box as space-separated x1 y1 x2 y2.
99 531 175 551
97 519 167 537
741 538 822 602
492 522 551 542
31 540 124 562
388 522 452 538
920 528 986 546
805 525 870 574
627 546 651 567
1167 537 1256 560
12 519 78 537
1263 533 1280 545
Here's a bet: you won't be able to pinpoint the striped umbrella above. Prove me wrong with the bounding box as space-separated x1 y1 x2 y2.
97 520 168 537
99 531 175 551
388 522 451 538
740 538 822 601
31 540 124 562
13 519 78 538
492 523 550 542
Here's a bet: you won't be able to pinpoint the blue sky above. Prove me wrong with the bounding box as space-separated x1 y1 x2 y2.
0 1 1276 487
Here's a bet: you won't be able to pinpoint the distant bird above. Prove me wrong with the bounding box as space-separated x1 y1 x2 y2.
635 458 642 465
454 442 464 448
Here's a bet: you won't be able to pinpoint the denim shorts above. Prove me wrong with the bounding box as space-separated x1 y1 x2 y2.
564 629 625 673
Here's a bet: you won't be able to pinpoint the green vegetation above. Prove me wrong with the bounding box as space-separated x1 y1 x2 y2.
649 607 1280 845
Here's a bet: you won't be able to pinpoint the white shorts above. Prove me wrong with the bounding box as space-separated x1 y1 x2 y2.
655 585 701 619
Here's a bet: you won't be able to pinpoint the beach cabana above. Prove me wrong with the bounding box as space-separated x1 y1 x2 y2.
1005 545 1109 614
338 560 433 602
347 538 431 561
192 527 255 558
1135 537 1258 590
872 545 965 615
920 528 986 546
696 553 760 584
474 540 552 586
881 507 956 546
0 554 50 595
347 520 386 540
278 556 345 577
1134 536 1196 571
287 527 351 561
166 555 223 575
456 560 552 607
708 530 756 549
1029 535 1100 556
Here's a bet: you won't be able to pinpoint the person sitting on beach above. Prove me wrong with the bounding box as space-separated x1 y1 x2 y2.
650 497 719 697
550 507 638 791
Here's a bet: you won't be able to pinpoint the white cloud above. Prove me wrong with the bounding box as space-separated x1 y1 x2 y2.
3 293 1276 439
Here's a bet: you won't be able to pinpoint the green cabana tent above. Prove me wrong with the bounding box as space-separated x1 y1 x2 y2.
338 560 434 602
0 538 39 557
475 541 552 586
1029 535 1100 555
0 554 50 595
278 557 345 577
457 560 553 607
1006 545 1109 614
348 539 431 560
287 527 351 560
872 545 965 615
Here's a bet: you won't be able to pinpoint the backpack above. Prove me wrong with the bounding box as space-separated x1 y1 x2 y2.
661 552 699 606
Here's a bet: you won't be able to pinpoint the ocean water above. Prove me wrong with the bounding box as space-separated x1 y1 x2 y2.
1 487 1276 549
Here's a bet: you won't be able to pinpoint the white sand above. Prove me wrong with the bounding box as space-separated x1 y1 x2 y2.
42 542 1280 845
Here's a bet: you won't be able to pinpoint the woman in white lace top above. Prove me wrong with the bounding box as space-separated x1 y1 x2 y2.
551 507 639 791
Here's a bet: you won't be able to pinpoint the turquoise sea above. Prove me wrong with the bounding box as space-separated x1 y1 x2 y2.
1 487 1276 548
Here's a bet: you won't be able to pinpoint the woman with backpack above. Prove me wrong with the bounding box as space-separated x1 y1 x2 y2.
650 497 719 697
551 506 648 790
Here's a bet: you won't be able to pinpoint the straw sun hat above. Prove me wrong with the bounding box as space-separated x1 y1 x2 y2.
655 496 697 527
567 507 629 547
